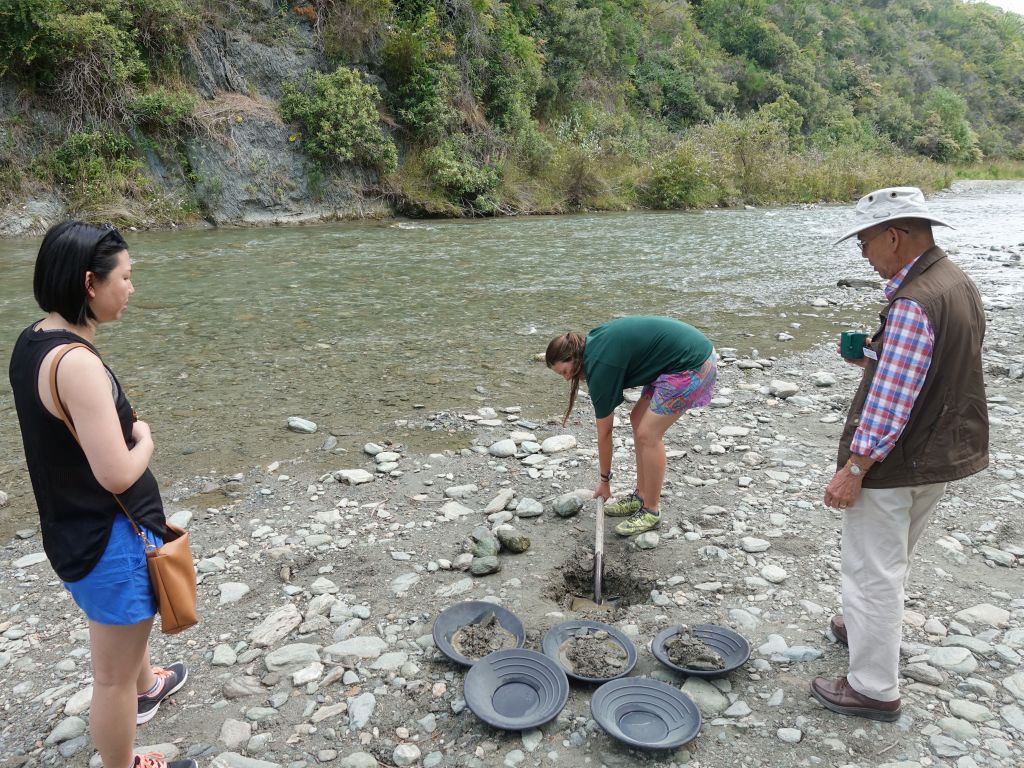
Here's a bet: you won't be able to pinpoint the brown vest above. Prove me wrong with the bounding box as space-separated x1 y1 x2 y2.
838 246 989 488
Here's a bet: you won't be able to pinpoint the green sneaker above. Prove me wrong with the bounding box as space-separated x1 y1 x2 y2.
604 492 643 518
614 508 661 536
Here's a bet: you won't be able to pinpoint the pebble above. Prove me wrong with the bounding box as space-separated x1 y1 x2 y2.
634 532 659 549
551 492 584 517
761 565 788 583
682 677 729 715
514 498 544 518
249 604 301 647
954 603 1010 628
445 483 478 499
45 717 86 745
393 744 421 766
347 693 376 730
334 469 374 485
769 380 799 398
927 646 979 674
903 663 945 686
777 728 802 743
484 488 515 513
286 416 317 433
949 698 994 723
540 435 577 453
489 439 517 457
211 754 281 768
12 552 47 569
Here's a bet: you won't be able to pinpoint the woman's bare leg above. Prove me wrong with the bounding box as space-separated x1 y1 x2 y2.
136 643 155 695
633 408 685 512
89 617 154 768
629 397 652 497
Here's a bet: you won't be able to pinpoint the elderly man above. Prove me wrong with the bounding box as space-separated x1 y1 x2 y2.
812 187 989 722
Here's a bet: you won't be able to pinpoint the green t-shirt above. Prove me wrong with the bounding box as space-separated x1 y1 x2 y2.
583 316 713 419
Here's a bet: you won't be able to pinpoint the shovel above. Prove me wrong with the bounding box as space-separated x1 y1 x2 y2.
570 497 618 612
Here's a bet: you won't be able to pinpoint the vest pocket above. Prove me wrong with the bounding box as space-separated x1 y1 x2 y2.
914 396 952 471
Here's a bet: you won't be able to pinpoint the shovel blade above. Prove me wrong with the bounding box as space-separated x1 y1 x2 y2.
569 594 619 612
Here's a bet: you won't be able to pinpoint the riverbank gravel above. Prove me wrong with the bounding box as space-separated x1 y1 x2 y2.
1 244 1022 768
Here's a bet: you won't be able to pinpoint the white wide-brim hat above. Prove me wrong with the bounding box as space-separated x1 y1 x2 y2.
834 186 954 245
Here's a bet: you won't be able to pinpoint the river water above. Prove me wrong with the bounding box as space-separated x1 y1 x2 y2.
1 180 1022 534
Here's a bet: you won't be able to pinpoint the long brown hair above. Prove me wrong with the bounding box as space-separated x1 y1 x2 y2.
546 332 586 425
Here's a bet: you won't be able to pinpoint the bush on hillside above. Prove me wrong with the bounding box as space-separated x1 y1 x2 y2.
423 142 501 213
381 12 458 140
0 0 196 127
310 0 391 64
280 66 397 173
42 128 145 211
641 141 720 209
130 87 197 137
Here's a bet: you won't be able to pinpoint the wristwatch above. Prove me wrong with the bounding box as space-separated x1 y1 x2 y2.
845 459 864 477
600 471 613 482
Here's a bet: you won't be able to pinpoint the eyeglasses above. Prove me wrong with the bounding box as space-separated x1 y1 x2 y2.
857 226 909 251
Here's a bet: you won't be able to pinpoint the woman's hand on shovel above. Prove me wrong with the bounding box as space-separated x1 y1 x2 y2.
594 478 611 500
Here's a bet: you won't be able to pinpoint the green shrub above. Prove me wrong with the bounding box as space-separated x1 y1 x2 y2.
482 7 543 134
913 87 982 163
280 66 397 173
0 0 57 77
43 128 145 210
381 13 458 139
130 87 197 136
560 149 607 209
1 1 195 125
311 0 391 63
0 121 25 205
641 141 720 209
48 129 137 183
423 142 501 213
512 123 555 176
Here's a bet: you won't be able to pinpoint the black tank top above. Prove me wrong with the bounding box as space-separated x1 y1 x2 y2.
8 323 167 581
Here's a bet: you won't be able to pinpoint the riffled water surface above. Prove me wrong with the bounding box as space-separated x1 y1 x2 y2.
1 180 1022 533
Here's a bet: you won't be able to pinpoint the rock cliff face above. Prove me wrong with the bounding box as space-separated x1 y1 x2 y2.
0 24 390 237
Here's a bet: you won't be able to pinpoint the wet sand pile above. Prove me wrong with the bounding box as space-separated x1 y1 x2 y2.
665 628 725 671
560 630 628 678
451 613 517 660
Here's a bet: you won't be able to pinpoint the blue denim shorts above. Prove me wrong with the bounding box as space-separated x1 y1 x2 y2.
64 514 163 625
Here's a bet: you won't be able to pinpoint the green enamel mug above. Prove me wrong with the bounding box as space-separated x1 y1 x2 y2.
840 331 867 360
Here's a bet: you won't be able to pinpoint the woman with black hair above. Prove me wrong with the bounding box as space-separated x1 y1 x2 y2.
8 222 193 768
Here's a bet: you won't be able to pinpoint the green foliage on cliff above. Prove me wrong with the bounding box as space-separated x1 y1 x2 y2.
306 0 1021 212
1 0 1022 219
280 66 398 172
0 0 197 127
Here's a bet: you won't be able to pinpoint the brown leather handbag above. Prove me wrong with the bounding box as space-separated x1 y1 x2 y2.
49 343 198 634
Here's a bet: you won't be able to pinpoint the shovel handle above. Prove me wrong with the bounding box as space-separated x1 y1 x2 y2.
594 497 605 604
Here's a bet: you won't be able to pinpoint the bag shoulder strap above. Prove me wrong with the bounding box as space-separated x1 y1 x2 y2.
48 342 151 548
47 342 91 442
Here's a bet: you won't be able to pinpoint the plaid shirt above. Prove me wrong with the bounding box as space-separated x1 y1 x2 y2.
850 256 935 461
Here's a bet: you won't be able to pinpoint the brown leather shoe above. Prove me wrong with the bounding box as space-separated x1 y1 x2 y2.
830 614 848 646
810 676 901 722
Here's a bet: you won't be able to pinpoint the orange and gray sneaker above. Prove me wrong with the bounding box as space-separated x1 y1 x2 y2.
134 752 198 768
137 662 188 725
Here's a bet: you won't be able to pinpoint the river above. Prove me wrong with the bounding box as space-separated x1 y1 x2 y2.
1 180 1022 537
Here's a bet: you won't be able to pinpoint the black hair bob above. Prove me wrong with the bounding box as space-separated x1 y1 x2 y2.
33 221 128 325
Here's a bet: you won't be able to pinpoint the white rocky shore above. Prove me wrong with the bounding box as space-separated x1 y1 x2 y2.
1 246 1022 768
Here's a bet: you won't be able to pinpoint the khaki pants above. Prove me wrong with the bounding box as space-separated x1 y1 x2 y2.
841 482 946 701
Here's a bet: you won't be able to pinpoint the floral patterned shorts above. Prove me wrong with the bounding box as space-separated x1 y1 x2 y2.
640 353 717 416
